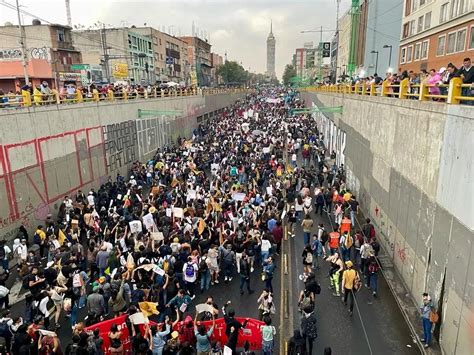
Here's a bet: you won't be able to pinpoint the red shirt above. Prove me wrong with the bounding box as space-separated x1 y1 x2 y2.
329 232 340 249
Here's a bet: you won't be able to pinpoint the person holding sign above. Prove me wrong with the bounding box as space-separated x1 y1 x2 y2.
194 312 215 355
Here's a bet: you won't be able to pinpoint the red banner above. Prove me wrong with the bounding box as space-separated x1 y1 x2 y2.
174 317 264 350
85 315 156 354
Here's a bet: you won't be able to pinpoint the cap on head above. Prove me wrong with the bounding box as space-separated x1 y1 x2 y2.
345 260 353 268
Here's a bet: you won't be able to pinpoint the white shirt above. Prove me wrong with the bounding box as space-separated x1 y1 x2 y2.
87 194 95 206
103 241 113 253
291 153 297 161
261 239 272 252
183 262 198 283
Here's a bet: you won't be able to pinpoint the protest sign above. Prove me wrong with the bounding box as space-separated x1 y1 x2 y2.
129 220 142 234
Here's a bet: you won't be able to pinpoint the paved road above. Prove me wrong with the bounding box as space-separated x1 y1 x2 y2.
287 204 421 354
8 255 282 352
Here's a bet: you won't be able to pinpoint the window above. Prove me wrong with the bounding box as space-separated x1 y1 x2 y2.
421 40 429 59
470 26 474 50
437 35 446 56
414 42 421 60
409 20 415 36
400 47 407 64
57 28 65 42
440 3 448 23
420 0 425 5
417 16 424 33
412 0 418 12
403 23 409 38
447 32 456 54
456 29 466 52
405 0 412 16
424 12 431 30
407 46 413 62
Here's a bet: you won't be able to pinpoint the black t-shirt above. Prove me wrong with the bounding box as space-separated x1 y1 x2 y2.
349 200 359 212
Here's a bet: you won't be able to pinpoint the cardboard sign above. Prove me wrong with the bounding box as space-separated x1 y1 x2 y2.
142 213 155 230
151 232 164 241
129 220 142 234
129 312 148 325
173 207 184 219
232 193 246 202
195 303 214 314
187 189 197 200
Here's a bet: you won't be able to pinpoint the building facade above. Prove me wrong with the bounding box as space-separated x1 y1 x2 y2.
210 52 223 86
399 0 474 73
294 43 317 81
179 36 212 87
266 22 276 78
0 23 82 92
133 27 188 84
336 11 352 79
72 28 155 85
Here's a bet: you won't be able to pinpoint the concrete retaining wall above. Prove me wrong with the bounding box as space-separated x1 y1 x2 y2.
0 93 244 241
301 92 474 355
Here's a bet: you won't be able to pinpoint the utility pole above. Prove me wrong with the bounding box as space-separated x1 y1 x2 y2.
100 26 110 83
16 0 29 85
335 0 341 83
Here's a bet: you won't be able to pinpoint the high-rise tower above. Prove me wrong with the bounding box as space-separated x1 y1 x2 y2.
266 20 276 78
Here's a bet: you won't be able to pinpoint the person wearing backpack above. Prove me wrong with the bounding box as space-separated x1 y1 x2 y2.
65 334 88 355
196 251 210 293
219 243 235 282
366 254 379 297
0 310 13 352
311 234 323 269
0 241 11 271
341 231 353 262
288 330 307 355
298 289 314 313
239 253 254 295
182 256 198 299
300 307 317 355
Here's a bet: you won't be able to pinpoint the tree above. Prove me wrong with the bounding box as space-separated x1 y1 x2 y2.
282 64 297 86
217 61 250 85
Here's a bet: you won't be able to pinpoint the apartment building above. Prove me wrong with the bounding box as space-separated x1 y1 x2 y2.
399 0 474 72
0 22 82 91
179 36 212 87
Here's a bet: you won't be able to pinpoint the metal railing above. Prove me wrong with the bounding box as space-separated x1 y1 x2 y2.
0 87 251 109
302 77 474 105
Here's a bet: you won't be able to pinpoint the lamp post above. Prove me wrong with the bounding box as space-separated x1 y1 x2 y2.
370 50 379 75
383 44 393 70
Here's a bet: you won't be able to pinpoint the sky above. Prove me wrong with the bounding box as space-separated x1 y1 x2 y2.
0 0 352 78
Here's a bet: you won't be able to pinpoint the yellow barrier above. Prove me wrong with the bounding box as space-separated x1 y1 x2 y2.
302 77 473 105
0 87 251 108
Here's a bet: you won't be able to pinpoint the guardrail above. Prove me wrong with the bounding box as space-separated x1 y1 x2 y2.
301 77 474 105
0 87 251 109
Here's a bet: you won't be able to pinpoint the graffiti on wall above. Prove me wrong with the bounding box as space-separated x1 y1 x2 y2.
0 49 22 60
311 102 346 166
0 47 51 62
103 121 138 171
0 126 105 238
30 47 51 61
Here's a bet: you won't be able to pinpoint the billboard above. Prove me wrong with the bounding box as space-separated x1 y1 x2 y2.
112 63 128 78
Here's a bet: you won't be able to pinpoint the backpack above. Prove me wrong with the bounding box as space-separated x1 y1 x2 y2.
371 240 380 254
185 263 195 278
69 344 80 355
294 341 306 355
305 252 313 264
198 258 208 273
368 261 379 273
299 294 312 310
33 233 42 245
344 234 353 249
0 320 10 338
163 259 170 273
370 225 376 239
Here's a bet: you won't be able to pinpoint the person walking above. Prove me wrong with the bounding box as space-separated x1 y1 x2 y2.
341 261 359 316
301 215 314 246
239 253 254 295
300 306 317 354
262 257 276 293
366 254 379 297
288 330 307 355
420 293 435 348
302 245 313 274
328 228 340 255
326 253 343 297
260 316 276 355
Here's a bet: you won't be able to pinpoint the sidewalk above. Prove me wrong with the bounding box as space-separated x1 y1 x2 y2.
363 213 442 355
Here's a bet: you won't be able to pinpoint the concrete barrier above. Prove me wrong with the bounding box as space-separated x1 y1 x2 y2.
301 92 473 355
0 93 245 242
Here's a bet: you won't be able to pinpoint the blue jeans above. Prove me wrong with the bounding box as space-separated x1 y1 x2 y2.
341 247 350 262
71 300 78 327
240 275 252 293
265 277 273 293
303 232 310 246
200 270 211 291
462 87 474 105
223 262 233 278
261 251 269 265
422 317 432 345
350 210 356 226
367 272 378 294
99 267 106 277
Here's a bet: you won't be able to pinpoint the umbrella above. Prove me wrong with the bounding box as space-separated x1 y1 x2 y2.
252 129 263 136
166 81 179 87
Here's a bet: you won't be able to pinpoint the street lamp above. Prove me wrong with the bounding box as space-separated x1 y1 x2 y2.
370 50 379 75
383 44 393 69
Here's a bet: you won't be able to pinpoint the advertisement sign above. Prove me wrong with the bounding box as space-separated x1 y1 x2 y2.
322 42 331 58
58 72 81 81
113 63 128 78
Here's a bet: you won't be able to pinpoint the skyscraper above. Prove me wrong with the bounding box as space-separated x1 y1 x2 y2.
266 20 276 78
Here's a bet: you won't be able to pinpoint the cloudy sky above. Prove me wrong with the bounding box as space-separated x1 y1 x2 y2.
0 0 352 78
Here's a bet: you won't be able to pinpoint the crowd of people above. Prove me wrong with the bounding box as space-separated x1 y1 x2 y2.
333 57 474 104
0 89 310 355
0 82 199 108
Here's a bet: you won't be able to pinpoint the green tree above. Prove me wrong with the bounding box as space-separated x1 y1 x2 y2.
282 64 297 86
217 61 250 85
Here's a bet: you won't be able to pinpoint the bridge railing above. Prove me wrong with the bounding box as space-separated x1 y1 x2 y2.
302 77 473 105
0 87 250 109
